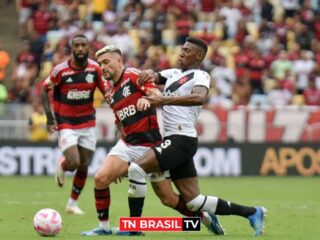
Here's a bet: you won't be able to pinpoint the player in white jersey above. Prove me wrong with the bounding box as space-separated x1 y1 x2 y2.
128 37 267 237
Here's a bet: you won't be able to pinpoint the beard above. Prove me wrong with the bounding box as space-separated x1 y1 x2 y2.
73 52 89 64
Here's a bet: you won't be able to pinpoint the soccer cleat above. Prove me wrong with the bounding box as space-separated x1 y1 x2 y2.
248 206 267 236
81 228 112 236
55 157 65 187
205 213 225 235
65 205 85 215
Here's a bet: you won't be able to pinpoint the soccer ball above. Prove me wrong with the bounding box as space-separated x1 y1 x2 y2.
33 208 62 237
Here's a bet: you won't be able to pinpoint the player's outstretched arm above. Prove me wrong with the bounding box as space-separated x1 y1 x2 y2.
146 86 209 107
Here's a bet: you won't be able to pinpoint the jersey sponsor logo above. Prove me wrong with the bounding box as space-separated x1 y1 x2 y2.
163 90 179 97
61 70 75 77
86 73 94 83
122 85 132 97
116 105 136 121
67 90 91 100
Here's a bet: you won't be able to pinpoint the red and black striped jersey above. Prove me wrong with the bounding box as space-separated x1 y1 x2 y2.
109 68 161 147
43 59 106 130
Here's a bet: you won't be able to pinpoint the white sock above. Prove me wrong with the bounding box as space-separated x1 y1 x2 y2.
99 220 109 230
128 162 147 197
67 198 77 207
187 195 219 213
201 212 211 226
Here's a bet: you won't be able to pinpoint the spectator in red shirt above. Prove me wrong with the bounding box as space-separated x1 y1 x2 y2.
303 75 320 106
28 1 51 41
247 48 267 94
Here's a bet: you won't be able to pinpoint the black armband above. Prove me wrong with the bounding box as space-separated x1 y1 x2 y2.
158 73 167 85
46 114 54 125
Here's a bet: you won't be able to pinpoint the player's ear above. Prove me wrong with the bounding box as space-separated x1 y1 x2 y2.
196 51 205 61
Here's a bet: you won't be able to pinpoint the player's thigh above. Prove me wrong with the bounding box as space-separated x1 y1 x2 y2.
63 145 80 164
135 149 160 173
78 146 94 168
173 177 200 203
95 155 129 185
154 135 198 172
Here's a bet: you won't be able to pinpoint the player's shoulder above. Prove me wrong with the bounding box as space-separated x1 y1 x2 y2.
159 68 180 78
51 60 69 77
125 67 141 76
194 69 210 79
160 68 179 74
87 58 101 71
88 58 99 67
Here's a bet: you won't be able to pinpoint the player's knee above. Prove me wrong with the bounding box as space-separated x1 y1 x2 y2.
186 194 206 212
128 162 147 180
65 157 80 171
94 171 111 188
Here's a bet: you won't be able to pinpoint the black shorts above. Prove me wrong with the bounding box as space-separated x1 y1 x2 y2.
152 135 198 181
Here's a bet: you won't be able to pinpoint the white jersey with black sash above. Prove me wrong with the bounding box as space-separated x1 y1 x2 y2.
159 68 210 138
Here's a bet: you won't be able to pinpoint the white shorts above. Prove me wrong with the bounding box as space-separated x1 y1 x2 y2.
108 139 170 182
58 127 97 152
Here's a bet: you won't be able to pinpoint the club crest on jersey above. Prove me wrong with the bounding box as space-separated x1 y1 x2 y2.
179 76 188 84
122 85 131 97
86 74 94 83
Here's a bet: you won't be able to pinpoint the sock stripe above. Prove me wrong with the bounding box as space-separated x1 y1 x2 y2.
129 179 147 185
95 188 110 192
94 188 110 198
197 195 207 212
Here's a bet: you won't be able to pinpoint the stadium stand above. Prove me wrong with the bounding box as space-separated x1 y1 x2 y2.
1 0 320 140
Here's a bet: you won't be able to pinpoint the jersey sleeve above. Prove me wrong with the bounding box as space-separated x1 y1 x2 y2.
194 70 211 89
159 69 176 79
43 67 62 92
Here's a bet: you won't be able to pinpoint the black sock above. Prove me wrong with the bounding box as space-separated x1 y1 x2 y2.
215 198 256 217
128 197 145 217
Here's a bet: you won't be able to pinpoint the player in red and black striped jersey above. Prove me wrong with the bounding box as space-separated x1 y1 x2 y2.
41 34 107 215
109 67 161 147
81 46 218 236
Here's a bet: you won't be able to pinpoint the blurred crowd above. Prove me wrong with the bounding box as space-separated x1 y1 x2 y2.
1 0 320 110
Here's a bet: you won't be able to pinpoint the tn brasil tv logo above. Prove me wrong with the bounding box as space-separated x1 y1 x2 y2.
119 217 201 232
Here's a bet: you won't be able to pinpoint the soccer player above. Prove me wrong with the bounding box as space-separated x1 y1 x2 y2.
81 45 224 236
41 34 107 215
129 37 268 236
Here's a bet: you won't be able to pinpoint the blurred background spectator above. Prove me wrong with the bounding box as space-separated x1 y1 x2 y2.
1 0 320 110
28 99 49 142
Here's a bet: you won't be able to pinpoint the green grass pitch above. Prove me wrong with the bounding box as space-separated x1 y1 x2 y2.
1 176 319 239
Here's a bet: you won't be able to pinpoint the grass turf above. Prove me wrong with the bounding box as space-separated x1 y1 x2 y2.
0 176 319 239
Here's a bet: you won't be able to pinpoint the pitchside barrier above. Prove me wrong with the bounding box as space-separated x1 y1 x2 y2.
0 141 319 176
